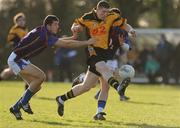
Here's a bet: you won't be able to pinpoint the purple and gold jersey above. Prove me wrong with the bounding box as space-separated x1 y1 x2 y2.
13 26 58 61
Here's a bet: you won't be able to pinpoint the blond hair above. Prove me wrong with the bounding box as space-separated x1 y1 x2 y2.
13 12 25 24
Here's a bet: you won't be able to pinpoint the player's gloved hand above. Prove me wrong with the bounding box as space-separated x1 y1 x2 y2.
129 29 136 38
71 24 83 33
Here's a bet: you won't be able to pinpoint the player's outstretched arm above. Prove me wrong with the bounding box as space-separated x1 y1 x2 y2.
60 32 78 40
54 38 96 48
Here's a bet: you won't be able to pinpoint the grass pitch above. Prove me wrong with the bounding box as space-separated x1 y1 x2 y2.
0 81 180 128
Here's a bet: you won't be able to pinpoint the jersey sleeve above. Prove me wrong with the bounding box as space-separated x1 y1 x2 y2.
74 12 93 27
7 27 28 44
74 17 86 27
7 27 18 43
7 33 17 43
112 17 127 28
47 35 59 47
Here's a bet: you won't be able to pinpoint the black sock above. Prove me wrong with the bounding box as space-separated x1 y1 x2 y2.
108 77 119 90
25 84 29 90
120 81 130 96
61 89 75 101
120 88 125 96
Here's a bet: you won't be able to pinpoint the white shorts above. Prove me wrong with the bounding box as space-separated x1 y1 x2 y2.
7 52 31 75
106 60 118 71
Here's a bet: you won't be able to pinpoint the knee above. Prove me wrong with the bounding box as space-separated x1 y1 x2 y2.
3 68 11 74
32 73 46 90
37 72 46 83
40 72 46 82
96 65 110 74
1 68 11 78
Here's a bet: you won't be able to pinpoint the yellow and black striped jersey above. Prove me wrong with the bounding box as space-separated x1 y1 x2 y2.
75 9 127 50
7 25 28 47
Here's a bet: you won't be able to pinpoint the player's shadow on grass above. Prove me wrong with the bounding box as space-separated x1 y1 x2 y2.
106 121 178 128
126 100 166 106
28 119 111 128
35 96 166 106
28 119 178 128
29 119 70 126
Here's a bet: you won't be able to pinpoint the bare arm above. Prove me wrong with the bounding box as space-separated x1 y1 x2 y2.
60 33 77 40
54 38 96 48
60 36 75 40
60 30 79 40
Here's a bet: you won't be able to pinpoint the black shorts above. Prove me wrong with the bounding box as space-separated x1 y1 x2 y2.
87 55 107 76
86 47 113 76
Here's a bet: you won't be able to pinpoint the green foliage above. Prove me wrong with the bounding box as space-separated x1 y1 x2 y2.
0 81 180 128
111 0 159 27
160 0 180 28
0 0 179 73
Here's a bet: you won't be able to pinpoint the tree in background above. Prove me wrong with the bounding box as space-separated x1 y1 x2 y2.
160 0 180 28
0 0 179 76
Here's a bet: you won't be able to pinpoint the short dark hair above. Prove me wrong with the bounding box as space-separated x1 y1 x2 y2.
97 0 110 9
43 15 59 26
110 8 121 15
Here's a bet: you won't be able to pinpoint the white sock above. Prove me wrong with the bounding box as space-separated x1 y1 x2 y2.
97 107 104 114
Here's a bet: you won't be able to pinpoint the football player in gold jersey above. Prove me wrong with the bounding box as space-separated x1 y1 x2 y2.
71 7 135 120
0 12 29 90
56 0 136 120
